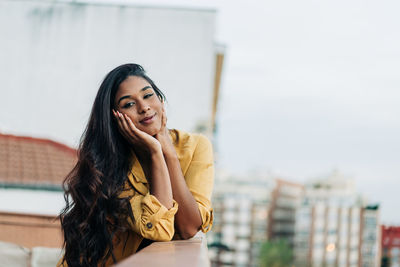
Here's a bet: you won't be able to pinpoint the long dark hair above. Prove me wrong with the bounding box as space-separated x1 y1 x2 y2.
59 64 166 266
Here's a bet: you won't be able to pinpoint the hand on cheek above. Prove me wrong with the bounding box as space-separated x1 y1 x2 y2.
112 109 162 154
160 106 167 133
155 106 175 156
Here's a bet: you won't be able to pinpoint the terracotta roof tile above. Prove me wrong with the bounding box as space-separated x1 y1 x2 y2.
0 134 77 187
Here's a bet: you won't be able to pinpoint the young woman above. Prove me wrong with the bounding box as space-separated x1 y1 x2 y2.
58 63 214 266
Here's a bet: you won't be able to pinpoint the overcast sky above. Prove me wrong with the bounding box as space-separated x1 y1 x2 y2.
24 0 400 224
144 0 400 224
214 0 400 224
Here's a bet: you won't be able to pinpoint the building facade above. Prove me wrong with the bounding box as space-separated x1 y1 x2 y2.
208 174 273 267
361 205 381 267
381 225 400 267
208 174 302 267
268 179 303 246
0 0 221 145
0 133 76 248
293 171 380 267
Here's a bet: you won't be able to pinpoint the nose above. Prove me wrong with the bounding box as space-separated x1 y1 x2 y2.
137 100 150 114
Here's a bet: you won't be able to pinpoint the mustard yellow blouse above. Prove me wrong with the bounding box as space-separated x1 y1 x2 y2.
58 129 214 266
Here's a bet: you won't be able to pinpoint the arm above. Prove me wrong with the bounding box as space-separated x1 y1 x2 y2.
114 110 178 241
123 188 178 241
144 150 174 209
114 110 173 209
181 135 214 234
163 148 203 239
156 112 214 238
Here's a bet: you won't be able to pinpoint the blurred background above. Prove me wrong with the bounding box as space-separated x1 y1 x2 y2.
0 0 399 266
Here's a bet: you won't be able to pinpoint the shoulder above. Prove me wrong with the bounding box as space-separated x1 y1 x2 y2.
169 129 212 153
169 129 213 171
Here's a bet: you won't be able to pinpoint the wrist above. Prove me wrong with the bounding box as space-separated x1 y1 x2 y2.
149 148 164 162
156 134 176 157
163 148 178 160
149 143 163 156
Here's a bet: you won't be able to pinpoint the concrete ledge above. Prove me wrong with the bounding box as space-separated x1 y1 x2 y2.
115 234 210 267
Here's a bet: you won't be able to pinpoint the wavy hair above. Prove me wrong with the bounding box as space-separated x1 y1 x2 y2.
59 64 166 266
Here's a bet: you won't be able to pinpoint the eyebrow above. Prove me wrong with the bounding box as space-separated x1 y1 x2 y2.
117 86 152 105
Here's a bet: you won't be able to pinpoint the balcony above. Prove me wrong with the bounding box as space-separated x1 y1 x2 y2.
0 211 210 267
115 234 210 267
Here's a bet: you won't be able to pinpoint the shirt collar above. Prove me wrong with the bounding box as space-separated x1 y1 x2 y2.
129 150 148 184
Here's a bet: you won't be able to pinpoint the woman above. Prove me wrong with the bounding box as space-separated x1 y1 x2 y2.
58 63 214 266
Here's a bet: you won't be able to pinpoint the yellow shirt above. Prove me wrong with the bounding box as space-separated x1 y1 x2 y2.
58 129 214 266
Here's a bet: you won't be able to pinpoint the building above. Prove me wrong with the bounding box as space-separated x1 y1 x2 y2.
268 179 303 246
208 173 302 267
0 133 77 266
208 173 272 267
361 205 381 267
0 133 76 248
0 0 223 145
381 225 400 267
293 170 380 267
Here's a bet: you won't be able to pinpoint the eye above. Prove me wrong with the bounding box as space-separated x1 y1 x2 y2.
122 102 135 108
144 93 154 99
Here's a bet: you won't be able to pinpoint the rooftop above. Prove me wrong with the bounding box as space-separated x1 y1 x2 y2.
0 133 77 190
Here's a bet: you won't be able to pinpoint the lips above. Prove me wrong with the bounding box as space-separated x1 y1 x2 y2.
140 114 156 124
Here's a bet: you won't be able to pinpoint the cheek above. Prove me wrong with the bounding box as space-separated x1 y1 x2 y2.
125 113 140 128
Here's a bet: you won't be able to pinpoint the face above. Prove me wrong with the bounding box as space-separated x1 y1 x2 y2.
114 76 163 136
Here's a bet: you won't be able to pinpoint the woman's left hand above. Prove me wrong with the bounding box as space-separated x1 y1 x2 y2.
154 107 176 157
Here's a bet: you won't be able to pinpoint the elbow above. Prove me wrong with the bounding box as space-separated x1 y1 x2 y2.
142 227 175 242
178 226 199 240
139 222 176 241
157 234 174 242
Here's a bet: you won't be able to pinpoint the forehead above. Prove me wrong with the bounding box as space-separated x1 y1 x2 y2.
116 76 151 96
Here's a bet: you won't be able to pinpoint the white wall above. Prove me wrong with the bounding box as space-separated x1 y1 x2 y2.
0 189 64 215
0 0 216 147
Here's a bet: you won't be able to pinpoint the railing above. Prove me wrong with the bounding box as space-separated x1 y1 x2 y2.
115 234 210 267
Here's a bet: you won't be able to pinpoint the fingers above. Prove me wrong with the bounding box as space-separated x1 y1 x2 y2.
112 110 126 136
124 113 137 132
112 109 161 153
163 107 167 125
113 109 148 144
124 113 148 139
113 109 135 142
161 107 167 129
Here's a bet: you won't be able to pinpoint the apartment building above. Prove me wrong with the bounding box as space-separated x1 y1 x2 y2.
381 225 400 267
361 205 381 267
268 179 304 246
208 173 303 267
293 171 380 267
0 133 76 248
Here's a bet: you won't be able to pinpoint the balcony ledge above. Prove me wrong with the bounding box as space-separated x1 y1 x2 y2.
115 233 210 267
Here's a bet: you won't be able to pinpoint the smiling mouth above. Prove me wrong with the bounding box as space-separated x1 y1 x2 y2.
140 114 156 124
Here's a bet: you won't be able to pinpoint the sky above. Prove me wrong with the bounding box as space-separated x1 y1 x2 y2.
10 0 400 223
212 0 400 224
156 0 400 224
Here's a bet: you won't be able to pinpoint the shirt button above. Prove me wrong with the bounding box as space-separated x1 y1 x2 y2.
146 222 153 229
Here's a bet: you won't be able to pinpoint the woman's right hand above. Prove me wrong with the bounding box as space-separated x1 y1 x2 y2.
113 109 162 155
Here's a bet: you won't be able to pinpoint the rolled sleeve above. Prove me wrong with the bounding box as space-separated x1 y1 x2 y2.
128 192 178 241
198 202 214 233
185 134 214 233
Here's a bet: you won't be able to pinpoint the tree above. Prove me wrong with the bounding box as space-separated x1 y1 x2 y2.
259 240 293 267
381 255 390 267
